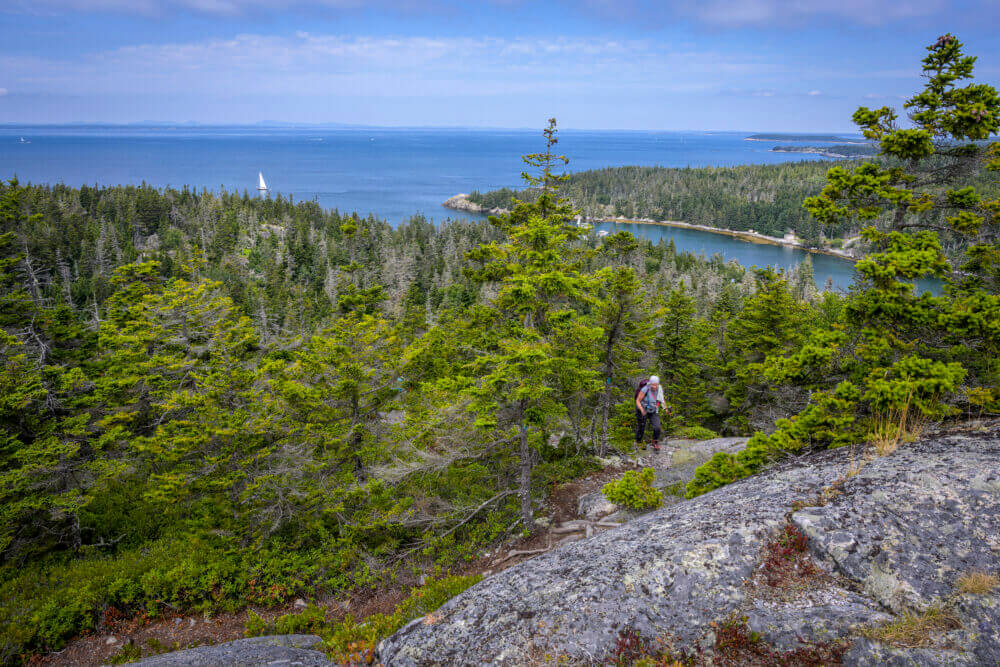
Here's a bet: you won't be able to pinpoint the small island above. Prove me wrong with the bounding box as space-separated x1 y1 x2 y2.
771 144 878 158
745 133 864 143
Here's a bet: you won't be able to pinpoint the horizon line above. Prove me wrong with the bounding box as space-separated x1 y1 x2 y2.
0 121 863 134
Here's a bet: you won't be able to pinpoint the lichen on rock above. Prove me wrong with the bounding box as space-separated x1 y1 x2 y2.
378 423 1000 665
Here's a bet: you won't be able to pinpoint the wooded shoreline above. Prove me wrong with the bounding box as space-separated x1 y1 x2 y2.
441 193 859 262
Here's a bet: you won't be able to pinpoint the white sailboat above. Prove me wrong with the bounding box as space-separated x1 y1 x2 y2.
257 171 269 191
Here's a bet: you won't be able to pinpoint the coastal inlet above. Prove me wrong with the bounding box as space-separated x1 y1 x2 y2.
442 193 863 292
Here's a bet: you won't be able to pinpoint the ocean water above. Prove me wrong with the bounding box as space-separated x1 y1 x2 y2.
1 125 874 290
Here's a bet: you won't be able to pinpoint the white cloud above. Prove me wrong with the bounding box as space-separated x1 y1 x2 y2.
0 88 7 96
808 90 821 95
1 33 776 99
5 0 403 16
7 0 975 26
720 87 778 97
669 0 948 27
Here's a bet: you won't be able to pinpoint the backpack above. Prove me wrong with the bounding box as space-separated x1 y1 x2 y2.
634 378 649 400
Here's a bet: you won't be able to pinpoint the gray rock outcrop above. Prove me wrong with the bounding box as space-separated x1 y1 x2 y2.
129 634 330 666
441 194 506 216
578 437 750 522
379 424 1000 665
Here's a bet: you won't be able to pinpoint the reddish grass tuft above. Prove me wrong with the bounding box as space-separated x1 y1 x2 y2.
713 613 849 666
751 522 830 598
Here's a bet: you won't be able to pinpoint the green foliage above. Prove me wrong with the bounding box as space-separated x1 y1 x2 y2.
592 234 653 455
689 34 1000 498
534 455 602 489
603 469 663 510
245 603 329 638
722 269 810 431
463 119 602 525
323 576 482 663
108 641 143 664
0 535 357 662
673 425 718 440
6 79 991 662
242 575 482 664
687 382 860 497
472 160 860 246
656 286 712 426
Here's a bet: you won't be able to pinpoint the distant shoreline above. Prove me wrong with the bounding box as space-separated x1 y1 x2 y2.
589 217 858 262
441 194 858 262
744 134 866 144
770 147 850 158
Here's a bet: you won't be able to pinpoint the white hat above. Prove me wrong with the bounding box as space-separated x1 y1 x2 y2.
649 375 660 384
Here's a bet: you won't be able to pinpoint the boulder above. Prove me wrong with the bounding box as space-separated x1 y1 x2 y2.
379 424 1000 665
130 634 331 666
576 490 617 521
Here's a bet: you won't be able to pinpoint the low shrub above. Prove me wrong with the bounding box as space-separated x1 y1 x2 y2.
107 641 143 664
604 628 680 666
242 575 481 665
245 603 329 638
713 612 849 665
673 425 718 440
534 456 602 489
687 356 963 498
866 389 926 456
752 522 828 598
603 469 663 511
686 382 860 498
604 616 848 666
0 535 360 664
323 574 481 662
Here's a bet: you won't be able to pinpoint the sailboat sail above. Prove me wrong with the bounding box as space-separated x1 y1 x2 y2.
257 172 268 190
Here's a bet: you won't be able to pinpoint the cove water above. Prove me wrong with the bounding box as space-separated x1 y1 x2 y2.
2 125 870 290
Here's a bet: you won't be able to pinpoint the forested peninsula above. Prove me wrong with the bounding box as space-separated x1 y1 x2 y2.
2 35 999 667
771 144 879 158
460 158 995 257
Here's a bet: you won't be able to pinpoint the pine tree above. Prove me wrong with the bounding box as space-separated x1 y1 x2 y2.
805 33 997 413
688 34 995 497
722 269 809 430
656 285 711 428
464 120 601 526
593 231 652 454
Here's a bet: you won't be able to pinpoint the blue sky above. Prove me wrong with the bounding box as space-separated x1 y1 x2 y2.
1 0 998 130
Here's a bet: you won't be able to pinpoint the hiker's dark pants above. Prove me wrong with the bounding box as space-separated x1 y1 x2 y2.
635 409 661 444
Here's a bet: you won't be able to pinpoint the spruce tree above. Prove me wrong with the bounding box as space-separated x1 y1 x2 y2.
593 231 652 454
688 34 996 497
656 285 711 428
464 120 601 526
805 33 998 413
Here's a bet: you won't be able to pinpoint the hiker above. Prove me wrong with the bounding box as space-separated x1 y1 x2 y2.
635 375 668 451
